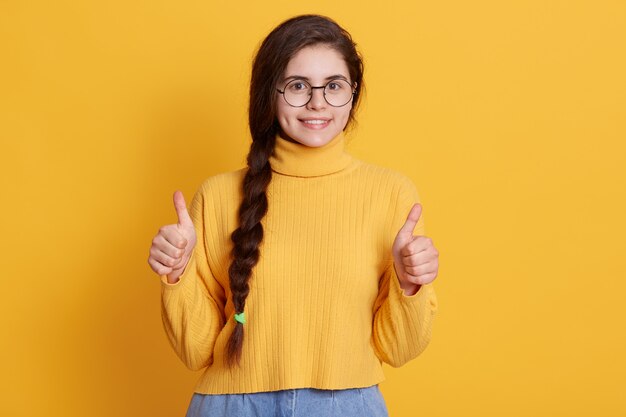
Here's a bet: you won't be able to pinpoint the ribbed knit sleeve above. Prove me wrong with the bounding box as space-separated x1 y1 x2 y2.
371 176 439 367
160 182 227 371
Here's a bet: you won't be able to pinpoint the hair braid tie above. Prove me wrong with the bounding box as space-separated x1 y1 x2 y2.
234 312 246 324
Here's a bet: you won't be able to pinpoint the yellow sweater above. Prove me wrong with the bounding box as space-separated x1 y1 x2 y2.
160 130 439 394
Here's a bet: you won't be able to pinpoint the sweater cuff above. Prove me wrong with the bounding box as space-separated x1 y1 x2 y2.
388 262 437 305
160 253 196 290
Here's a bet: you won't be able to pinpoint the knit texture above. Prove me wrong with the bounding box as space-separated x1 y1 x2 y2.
160 130 439 394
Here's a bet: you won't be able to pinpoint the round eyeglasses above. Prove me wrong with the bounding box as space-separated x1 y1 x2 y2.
276 78 356 107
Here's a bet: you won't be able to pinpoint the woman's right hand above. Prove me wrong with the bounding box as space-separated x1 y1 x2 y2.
148 190 197 284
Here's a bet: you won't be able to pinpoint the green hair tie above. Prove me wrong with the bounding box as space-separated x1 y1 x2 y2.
234 312 246 324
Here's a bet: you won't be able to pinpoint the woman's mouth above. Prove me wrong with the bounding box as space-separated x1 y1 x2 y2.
299 119 330 129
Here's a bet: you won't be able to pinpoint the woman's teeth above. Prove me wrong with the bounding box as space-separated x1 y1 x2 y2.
303 120 327 124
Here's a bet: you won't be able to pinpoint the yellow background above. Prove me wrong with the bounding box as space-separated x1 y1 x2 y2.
1 0 625 416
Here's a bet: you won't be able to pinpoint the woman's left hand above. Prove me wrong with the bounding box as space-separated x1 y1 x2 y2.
391 203 439 291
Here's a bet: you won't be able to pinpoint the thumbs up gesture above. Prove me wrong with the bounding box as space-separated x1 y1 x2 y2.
147 190 198 284
392 203 439 293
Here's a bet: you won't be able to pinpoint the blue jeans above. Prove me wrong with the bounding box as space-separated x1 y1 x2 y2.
185 384 389 417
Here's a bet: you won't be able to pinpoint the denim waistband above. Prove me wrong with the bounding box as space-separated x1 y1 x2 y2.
185 384 389 417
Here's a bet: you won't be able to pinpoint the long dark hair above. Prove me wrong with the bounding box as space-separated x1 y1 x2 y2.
225 14 365 368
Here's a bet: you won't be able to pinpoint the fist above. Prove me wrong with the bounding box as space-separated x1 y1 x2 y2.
147 190 197 284
392 203 439 291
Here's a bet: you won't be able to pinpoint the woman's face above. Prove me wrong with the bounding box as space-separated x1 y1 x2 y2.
276 44 355 147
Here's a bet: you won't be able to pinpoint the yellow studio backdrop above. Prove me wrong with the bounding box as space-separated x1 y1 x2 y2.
1 0 624 416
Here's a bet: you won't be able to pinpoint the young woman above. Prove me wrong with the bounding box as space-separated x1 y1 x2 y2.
148 14 440 417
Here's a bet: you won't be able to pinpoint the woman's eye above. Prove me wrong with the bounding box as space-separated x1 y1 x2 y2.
328 82 342 90
289 81 307 91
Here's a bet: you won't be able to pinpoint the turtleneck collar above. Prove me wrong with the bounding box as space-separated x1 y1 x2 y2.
269 130 353 177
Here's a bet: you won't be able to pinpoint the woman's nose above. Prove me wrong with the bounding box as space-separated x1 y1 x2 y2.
306 88 327 110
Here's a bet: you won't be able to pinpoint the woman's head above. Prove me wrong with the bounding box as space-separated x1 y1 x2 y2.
276 44 355 147
225 14 364 368
249 14 365 145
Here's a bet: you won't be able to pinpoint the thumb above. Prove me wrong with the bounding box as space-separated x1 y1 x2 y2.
173 190 193 228
397 203 422 238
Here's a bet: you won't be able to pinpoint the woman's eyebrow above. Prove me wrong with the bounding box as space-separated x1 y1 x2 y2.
283 74 349 82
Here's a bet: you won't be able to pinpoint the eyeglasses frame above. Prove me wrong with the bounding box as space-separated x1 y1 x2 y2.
276 78 357 108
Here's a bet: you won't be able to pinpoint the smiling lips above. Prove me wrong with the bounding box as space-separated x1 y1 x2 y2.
300 118 330 129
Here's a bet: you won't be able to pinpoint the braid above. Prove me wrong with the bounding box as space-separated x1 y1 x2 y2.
224 135 275 368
